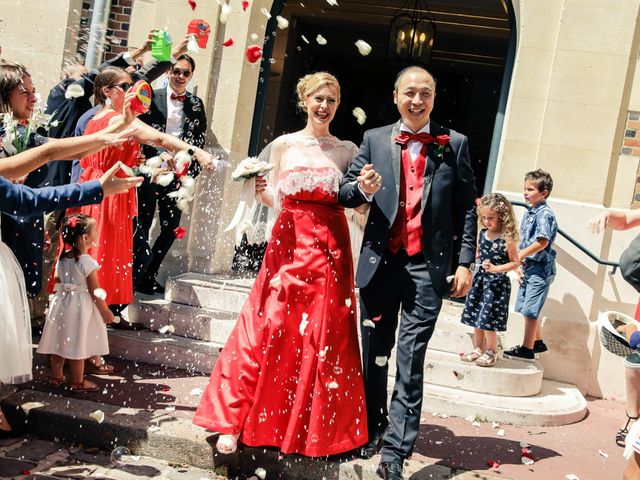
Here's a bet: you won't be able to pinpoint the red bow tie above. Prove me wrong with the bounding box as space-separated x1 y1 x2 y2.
171 92 187 102
394 131 435 145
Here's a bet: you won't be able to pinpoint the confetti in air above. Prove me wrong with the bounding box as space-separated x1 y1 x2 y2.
20 402 45 415
223 38 234 47
362 319 375 328
326 0 338 5
260 7 272 19
316 34 327 45
327 381 338 389
93 288 107 300
246 45 263 63
374 356 387 366
218 1 231 24
188 0 196 10
255 468 267 480
64 83 85 99
355 39 372 55
155 172 175 187
352 107 366 125
174 226 187 239
242 1 249 11
301 35 310 44
276 15 289 29
299 312 309 335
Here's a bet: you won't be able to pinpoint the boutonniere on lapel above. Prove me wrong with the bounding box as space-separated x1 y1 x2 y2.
434 134 450 158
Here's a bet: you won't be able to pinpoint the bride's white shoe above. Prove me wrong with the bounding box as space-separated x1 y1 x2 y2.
216 433 240 454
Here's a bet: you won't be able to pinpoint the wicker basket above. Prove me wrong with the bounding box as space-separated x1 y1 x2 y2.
598 311 636 358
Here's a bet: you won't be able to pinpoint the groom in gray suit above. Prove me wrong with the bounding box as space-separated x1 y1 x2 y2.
338 66 477 480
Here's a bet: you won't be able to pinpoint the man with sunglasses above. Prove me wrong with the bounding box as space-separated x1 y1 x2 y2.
135 53 207 295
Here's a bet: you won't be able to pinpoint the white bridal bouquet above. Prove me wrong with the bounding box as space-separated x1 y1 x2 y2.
231 156 274 181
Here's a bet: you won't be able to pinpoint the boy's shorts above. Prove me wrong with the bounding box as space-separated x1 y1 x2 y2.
515 261 556 319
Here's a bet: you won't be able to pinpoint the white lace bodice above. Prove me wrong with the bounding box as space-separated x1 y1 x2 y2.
278 167 342 196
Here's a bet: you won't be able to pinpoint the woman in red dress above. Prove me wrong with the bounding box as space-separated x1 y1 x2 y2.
70 66 218 311
194 73 382 457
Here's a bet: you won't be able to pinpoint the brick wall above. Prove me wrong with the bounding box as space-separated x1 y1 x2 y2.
77 0 134 60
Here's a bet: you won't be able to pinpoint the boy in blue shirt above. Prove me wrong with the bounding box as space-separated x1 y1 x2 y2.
504 169 558 362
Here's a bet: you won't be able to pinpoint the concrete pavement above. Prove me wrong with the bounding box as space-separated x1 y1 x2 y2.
0 353 628 479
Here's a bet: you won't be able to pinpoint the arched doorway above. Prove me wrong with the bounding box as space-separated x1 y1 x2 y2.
250 0 515 193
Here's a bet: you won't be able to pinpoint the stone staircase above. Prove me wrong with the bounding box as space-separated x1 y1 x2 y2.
109 272 587 427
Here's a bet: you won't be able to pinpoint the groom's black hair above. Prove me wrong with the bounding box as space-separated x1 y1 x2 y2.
394 66 437 90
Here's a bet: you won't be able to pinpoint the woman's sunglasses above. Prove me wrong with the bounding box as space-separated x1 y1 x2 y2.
111 82 133 91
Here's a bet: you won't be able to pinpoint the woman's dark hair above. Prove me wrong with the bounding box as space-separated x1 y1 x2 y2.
59 214 95 262
0 61 30 114
94 66 130 105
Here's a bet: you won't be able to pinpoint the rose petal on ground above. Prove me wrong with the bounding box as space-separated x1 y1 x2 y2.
598 450 608 458
565 475 580 480
521 456 535 465
223 38 234 47
159 324 176 334
316 34 327 45
147 425 161 432
496 429 505 436
89 410 105 423
165 406 176 412
190 387 203 396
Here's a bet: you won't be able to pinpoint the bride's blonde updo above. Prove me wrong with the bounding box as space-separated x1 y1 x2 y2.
296 72 340 111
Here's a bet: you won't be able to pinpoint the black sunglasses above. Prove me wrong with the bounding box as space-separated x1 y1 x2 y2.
170 68 192 77
111 82 133 91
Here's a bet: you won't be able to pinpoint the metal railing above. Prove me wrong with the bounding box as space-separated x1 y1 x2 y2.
511 200 620 274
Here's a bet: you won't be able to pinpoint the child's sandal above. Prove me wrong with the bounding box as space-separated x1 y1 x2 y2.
49 376 66 387
69 379 100 393
85 360 116 375
617 413 639 447
460 348 482 362
476 350 497 367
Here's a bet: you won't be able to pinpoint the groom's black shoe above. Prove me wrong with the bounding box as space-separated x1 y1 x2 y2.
359 431 384 459
376 461 404 480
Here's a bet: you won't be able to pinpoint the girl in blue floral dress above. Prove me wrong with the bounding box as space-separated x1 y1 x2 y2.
460 193 519 367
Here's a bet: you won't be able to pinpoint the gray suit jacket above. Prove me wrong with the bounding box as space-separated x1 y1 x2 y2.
338 120 477 295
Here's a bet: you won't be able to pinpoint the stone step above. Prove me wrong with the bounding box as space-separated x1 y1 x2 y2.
0 388 499 479
422 379 588 427
165 272 253 311
420 350 543 397
129 298 541 397
107 328 222 374
128 296 236 342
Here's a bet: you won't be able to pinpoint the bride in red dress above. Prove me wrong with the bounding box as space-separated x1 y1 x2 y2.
193 72 382 456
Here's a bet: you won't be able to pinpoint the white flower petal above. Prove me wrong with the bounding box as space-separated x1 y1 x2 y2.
374 356 387 366
93 288 107 301
299 312 309 336
255 468 267 480
352 107 367 125
362 319 375 328
326 0 338 5
301 35 310 44
355 39 372 56
250 33 260 41
21 401 45 415
145 156 163 168
155 172 175 187
496 429 505 436
327 381 339 389
345 298 352 308
190 387 203 396
90 410 105 423
276 16 289 29
260 7 272 19
65 83 85 99
316 34 327 45
159 325 175 334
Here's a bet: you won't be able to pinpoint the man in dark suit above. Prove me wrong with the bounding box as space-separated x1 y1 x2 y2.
135 53 207 294
338 66 477 480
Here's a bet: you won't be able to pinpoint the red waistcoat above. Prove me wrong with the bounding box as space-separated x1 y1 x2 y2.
388 144 427 256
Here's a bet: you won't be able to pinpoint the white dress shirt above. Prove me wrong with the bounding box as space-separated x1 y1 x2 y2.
399 122 431 162
165 86 185 138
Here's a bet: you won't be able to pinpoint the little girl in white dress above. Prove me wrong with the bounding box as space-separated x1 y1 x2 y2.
37 214 115 392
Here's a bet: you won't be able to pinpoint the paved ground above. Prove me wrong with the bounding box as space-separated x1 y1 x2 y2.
0 353 629 479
